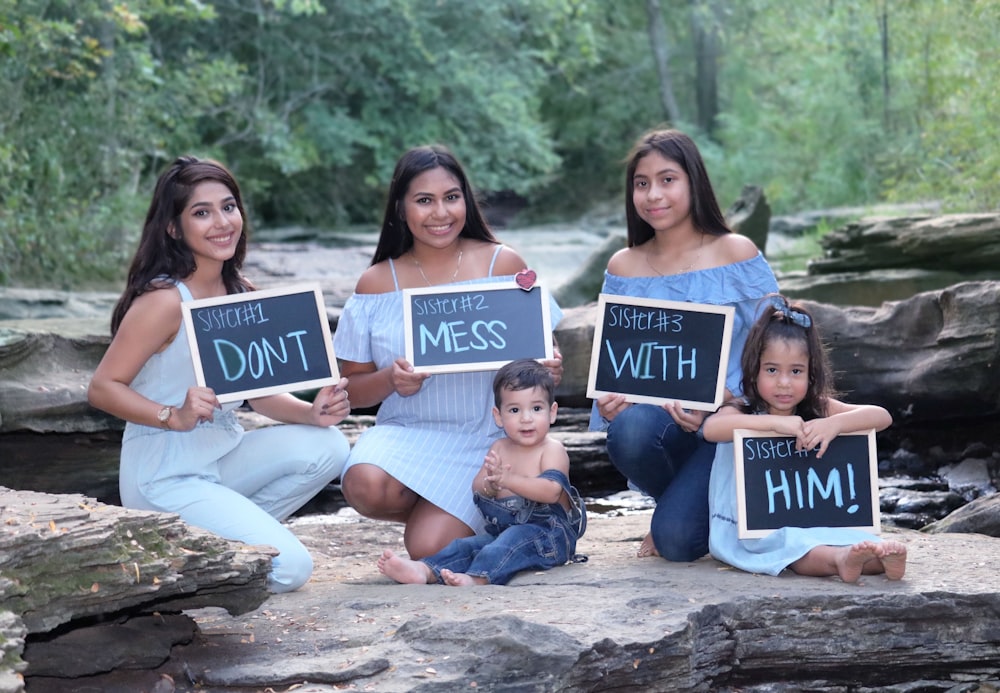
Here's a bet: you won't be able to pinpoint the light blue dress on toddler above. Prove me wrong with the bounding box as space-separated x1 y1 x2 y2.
333 247 563 533
119 280 349 592
708 440 883 576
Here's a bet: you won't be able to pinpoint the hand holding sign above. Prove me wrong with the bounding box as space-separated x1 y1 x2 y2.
181 283 339 403
734 429 880 539
392 357 431 397
587 294 735 411
312 376 351 425
403 281 554 374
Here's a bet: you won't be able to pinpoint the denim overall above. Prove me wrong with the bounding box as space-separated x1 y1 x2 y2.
421 469 586 585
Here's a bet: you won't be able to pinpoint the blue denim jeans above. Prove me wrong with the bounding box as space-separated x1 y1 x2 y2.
605 404 715 562
421 478 577 585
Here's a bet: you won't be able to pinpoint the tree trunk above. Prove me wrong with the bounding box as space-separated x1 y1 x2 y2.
646 0 682 125
878 1 891 130
690 0 721 137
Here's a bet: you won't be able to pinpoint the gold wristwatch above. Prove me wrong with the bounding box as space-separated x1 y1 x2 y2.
157 405 173 430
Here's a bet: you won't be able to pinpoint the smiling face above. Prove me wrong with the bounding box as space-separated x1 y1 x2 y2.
402 166 467 251
756 337 810 416
492 385 557 448
172 180 243 268
631 151 692 235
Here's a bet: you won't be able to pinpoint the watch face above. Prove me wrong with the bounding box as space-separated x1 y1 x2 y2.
158 407 170 422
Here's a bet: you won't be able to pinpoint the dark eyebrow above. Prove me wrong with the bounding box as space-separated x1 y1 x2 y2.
411 187 462 198
189 196 236 209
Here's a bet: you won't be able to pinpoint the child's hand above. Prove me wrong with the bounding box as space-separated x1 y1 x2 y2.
391 358 430 397
483 449 508 495
799 417 842 458
312 377 351 425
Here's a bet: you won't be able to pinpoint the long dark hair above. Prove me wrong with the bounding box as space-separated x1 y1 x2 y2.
738 294 835 420
370 145 498 265
623 129 731 248
110 156 252 334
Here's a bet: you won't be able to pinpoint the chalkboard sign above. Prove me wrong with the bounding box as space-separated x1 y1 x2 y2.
403 281 554 373
734 429 881 539
586 294 735 410
181 283 338 403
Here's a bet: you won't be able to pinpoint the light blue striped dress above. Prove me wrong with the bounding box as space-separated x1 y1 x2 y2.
333 247 563 533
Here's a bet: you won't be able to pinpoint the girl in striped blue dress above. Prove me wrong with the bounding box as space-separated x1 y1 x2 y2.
334 145 563 559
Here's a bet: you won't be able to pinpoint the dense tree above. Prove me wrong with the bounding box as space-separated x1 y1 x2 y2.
1 0 997 286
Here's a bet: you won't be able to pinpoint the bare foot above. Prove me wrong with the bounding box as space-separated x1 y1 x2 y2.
876 540 907 580
637 532 660 559
440 569 487 586
835 541 880 583
377 549 433 584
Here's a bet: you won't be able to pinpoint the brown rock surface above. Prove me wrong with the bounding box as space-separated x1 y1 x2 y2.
21 504 1000 692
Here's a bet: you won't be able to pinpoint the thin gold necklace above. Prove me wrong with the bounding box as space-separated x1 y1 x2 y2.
412 249 463 286
645 234 704 276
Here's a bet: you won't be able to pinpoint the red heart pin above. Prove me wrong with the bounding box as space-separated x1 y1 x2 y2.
515 268 537 291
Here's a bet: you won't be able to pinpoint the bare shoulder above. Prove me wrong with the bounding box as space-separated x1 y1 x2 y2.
541 435 570 471
606 246 641 276
706 232 760 265
354 261 396 294
113 284 184 354
126 284 182 327
489 243 528 275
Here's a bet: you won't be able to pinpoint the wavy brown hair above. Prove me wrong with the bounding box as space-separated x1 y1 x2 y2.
110 156 253 334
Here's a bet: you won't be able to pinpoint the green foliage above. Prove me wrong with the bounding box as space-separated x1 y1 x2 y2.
2 0 999 286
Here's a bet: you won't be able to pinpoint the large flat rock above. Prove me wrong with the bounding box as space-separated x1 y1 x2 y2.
24 508 1000 692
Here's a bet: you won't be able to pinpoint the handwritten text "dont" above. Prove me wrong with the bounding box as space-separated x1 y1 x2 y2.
213 331 310 382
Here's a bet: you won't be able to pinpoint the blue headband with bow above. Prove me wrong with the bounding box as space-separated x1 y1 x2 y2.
769 296 812 329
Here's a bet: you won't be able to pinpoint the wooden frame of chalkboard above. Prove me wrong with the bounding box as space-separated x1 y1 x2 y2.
733 429 881 539
181 283 339 403
402 281 554 374
586 294 735 410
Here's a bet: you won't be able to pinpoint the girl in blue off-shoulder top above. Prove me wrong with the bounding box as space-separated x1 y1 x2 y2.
591 129 779 562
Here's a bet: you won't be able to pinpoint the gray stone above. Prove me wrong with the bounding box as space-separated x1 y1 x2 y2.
939 458 997 500
0 488 272 634
0 611 26 693
22 614 197 677
0 288 119 321
552 232 626 309
726 184 770 253
923 494 1000 537
779 267 998 307
801 281 1000 423
809 213 1000 274
0 319 113 433
769 202 941 237
21 508 1000 692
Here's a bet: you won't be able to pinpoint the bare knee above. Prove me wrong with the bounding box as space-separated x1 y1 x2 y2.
341 465 414 518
